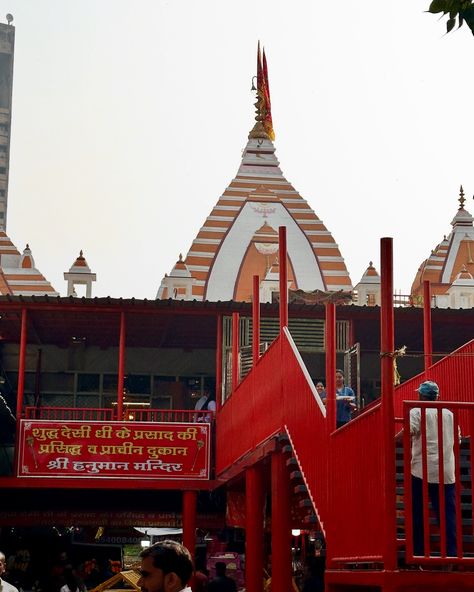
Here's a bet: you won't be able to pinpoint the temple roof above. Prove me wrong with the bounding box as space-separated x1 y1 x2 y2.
0 233 58 296
411 186 474 298
157 46 352 302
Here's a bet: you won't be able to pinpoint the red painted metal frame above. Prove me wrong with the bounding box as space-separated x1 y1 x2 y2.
0 475 216 490
215 314 223 411
24 407 212 423
215 307 474 571
271 451 292 592
117 311 126 420
390 339 474 422
232 312 240 392
423 279 433 370
325 302 336 434
246 464 264 592
183 490 197 560
252 275 260 368
380 237 397 570
16 307 28 417
278 226 288 331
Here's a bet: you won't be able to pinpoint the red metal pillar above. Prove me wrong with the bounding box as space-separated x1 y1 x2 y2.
380 237 397 571
271 452 292 592
252 275 260 367
182 490 197 560
325 302 336 433
215 314 223 411
278 226 288 332
246 464 265 592
16 307 28 418
423 280 433 370
117 311 126 420
232 312 239 392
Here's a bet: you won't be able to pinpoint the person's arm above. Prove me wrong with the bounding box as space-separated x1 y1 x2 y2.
410 408 420 436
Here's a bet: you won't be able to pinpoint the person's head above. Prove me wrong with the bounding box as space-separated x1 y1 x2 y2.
215 562 227 577
64 566 80 592
315 382 325 394
416 380 439 401
335 370 345 388
138 540 193 592
0 552 6 577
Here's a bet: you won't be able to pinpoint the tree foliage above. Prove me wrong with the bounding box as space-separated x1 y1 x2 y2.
428 0 474 35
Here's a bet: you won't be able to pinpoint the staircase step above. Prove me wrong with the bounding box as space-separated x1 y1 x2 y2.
396 487 473 496
396 502 473 511
286 457 298 468
294 484 308 495
290 470 303 481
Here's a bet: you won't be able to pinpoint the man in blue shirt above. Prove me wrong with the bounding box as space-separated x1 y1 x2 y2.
335 369 356 428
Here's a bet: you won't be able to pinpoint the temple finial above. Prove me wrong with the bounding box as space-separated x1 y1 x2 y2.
459 185 466 209
249 42 275 141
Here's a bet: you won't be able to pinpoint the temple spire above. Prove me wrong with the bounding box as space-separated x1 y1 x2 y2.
249 42 275 141
459 184 466 209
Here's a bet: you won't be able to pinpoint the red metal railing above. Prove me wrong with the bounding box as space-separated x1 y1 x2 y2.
216 329 329 526
280 330 329 525
402 400 474 565
216 324 474 567
393 339 474 428
216 337 283 474
327 406 385 563
24 407 212 423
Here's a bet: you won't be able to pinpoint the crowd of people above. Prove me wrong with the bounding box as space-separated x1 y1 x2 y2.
0 548 120 592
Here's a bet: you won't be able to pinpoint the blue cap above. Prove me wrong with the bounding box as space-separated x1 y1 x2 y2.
416 381 439 396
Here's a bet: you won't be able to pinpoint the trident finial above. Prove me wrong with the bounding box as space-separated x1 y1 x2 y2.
459 185 466 209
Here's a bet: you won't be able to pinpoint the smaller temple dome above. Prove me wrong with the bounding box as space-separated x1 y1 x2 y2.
452 265 474 285
64 250 96 298
353 261 381 307
169 254 192 278
67 250 92 274
156 254 195 300
411 186 474 308
20 244 34 269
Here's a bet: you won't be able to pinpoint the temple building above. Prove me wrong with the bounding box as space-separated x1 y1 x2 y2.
157 45 352 303
0 236 57 296
411 186 474 308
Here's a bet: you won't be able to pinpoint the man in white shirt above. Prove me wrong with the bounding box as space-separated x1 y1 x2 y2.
0 551 19 592
410 380 457 557
138 540 193 592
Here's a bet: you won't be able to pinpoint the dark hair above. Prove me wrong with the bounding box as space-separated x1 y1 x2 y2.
140 540 193 586
64 566 82 592
215 562 227 576
420 392 438 401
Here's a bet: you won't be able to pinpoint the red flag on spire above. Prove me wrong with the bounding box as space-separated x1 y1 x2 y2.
261 48 274 140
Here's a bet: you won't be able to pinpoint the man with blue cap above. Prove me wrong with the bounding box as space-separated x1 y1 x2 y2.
410 380 458 558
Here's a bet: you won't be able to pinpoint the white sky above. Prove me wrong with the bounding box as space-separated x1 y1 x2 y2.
3 0 474 299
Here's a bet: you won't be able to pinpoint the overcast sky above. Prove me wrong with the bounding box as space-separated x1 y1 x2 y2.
3 0 474 299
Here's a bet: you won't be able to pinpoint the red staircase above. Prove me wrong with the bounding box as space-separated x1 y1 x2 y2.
215 332 474 590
